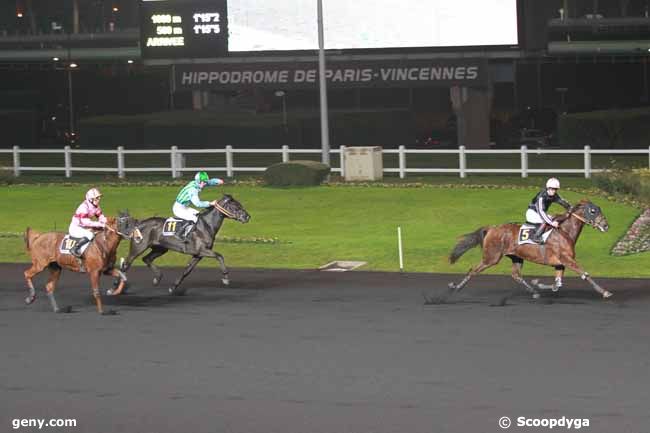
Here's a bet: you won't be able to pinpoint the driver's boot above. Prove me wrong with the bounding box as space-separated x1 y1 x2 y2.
70 237 90 272
180 223 195 241
530 224 546 244
70 237 90 257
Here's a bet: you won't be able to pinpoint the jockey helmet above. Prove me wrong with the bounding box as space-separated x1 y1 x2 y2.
85 188 102 202
546 177 560 189
195 171 209 185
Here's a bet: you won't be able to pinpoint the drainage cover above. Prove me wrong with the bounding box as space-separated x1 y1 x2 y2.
319 261 367 272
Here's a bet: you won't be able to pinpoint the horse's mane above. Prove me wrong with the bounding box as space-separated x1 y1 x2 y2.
555 199 590 223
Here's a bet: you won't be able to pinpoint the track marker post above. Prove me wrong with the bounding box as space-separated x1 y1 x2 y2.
397 226 404 272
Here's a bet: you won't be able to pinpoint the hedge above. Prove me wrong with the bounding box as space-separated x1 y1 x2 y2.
78 110 413 149
559 107 650 149
263 160 331 186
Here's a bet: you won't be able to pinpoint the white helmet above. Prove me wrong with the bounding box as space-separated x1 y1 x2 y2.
546 178 560 189
85 188 102 201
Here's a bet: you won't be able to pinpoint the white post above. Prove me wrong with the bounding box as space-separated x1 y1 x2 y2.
12 145 20 177
117 146 125 179
282 145 289 163
520 145 528 178
459 145 467 178
170 146 178 178
339 145 346 177
64 145 72 178
226 145 234 178
398 145 406 179
177 151 185 174
584 145 591 179
397 226 404 272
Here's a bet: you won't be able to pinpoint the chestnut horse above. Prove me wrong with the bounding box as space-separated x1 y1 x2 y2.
23 212 138 314
438 200 612 303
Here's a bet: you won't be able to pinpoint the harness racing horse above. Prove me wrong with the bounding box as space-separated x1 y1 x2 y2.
436 200 611 304
23 212 139 314
118 194 251 296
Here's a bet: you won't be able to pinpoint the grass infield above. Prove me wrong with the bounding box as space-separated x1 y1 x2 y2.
1 178 646 277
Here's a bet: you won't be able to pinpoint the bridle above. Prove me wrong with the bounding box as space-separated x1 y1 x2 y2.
569 212 588 224
105 220 143 241
568 207 603 229
215 202 237 219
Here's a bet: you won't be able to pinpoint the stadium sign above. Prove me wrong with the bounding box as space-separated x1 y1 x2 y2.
140 0 228 60
175 59 488 90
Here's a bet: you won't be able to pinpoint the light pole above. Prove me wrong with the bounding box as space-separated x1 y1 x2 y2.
317 0 330 165
274 90 288 134
67 62 78 144
556 87 568 113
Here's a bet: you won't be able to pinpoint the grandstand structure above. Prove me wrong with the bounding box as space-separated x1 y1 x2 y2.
1 0 650 148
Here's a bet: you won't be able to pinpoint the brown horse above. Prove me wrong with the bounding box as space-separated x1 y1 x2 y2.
23 212 138 314
439 200 612 303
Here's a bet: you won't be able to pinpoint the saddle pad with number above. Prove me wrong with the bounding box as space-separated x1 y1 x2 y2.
518 224 553 245
162 218 192 237
59 236 91 255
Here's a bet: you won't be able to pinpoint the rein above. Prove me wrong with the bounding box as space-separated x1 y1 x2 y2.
105 223 142 241
569 212 588 224
215 203 236 219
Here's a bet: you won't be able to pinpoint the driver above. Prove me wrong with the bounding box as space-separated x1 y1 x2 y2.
173 171 224 238
525 177 572 243
68 188 106 257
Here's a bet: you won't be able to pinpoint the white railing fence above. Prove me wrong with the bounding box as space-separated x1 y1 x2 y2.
2 145 650 179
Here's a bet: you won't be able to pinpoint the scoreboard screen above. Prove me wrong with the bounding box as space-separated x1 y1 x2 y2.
140 0 228 60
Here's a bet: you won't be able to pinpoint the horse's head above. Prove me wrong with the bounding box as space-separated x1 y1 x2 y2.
214 195 251 223
112 210 143 241
570 200 609 232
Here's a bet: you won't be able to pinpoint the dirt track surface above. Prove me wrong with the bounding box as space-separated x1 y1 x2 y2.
1 263 649 433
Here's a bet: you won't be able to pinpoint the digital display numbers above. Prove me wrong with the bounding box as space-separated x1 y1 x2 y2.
140 0 228 60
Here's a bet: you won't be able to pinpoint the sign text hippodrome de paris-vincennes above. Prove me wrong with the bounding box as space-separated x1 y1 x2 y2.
175 60 487 89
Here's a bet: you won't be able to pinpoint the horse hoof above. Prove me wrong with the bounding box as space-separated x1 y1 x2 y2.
153 277 161 286
56 306 73 314
106 289 115 296
603 291 613 299
447 283 456 290
532 293 541 299
101 309 118 316
24 296 36 305
222 278 230 286
531 279 540 286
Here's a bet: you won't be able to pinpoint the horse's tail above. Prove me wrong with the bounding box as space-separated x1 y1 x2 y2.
24 227 40 252
449 226 489 264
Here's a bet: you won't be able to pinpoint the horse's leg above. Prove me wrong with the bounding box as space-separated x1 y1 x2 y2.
45 266 70 313
449 249 503 294
24 262 46 305
112 242 150 289
197 248 229 286
169 256 202 296
563 258 612 299
106 267 128 296
510 260 540 299
553 265 565 292
89 270 106 314
142 246 168 286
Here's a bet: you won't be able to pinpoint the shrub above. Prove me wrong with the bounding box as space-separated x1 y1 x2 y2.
263 160 330 186
559 108 650 149
593 168 650 204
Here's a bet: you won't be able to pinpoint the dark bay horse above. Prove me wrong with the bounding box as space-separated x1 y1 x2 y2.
23 212 138 314
438 200 611 303
118 194 250 296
